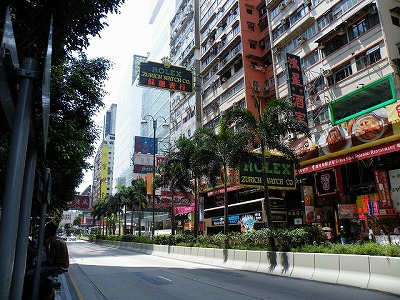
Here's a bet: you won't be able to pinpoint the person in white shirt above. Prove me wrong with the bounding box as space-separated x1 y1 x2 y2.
394 225 400 235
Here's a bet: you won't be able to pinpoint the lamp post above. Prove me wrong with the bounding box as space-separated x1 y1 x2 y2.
141 115 169 237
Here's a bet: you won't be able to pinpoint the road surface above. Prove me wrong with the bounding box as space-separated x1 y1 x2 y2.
60 240 399 300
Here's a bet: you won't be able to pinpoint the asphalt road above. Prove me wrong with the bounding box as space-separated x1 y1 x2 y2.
62 240 399 300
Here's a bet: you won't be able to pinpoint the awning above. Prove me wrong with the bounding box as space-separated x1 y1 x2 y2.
298 140 400 174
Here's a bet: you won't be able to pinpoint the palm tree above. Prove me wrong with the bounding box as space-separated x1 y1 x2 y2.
193 124 252 235
221 98 310 229
167 136 217 237
157 160 191 235
93 200 107 234
130 178 147 236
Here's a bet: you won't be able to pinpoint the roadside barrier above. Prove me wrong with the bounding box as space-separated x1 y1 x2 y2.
94 240 400 296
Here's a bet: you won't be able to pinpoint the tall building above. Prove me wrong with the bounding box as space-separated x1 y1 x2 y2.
200 0 274 131
103 103 117 140
140 0 176 153
267 0 400 233
92 104 117 205
113 54 148 191
170 0 202 142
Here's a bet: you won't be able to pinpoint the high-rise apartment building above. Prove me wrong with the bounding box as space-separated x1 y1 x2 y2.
92 104 117 205
200 0 275 131
267 0 400 231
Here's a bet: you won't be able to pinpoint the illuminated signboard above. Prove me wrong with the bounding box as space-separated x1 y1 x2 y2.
138 61 193 93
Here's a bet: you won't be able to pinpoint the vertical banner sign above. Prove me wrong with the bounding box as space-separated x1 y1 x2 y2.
314 168 338 196
286 53 308 124
374 169 393 208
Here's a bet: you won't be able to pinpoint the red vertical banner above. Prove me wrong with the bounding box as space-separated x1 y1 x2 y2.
374 169 393 208
286 53 308 125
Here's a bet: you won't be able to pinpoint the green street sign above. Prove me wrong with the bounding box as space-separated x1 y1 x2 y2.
239 154 296 190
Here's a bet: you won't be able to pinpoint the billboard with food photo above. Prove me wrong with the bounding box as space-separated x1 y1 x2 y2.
293 106 395 162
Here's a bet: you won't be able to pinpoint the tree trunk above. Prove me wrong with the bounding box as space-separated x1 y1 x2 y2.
138 201 142 237
171 194 175 235
130 203 134 235
194 177 198 238
223 165 229 236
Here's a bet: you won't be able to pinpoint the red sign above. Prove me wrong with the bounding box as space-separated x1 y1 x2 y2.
67 195 90 209
299 141 400 174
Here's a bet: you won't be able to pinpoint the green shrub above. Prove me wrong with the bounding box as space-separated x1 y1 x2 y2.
94 228 399 257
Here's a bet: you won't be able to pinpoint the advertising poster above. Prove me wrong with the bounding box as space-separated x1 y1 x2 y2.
388 169 400 212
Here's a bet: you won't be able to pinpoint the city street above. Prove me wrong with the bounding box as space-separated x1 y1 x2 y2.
60 240 399 300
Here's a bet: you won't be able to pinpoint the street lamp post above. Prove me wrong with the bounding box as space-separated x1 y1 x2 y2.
141 115 169 237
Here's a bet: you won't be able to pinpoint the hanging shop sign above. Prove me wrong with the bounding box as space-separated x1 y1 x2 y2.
238 154 296 190
314 168 338 196
67 195 90 210
138 61 193 93
338 204 357 219
374 169 393 208
286 53 308 125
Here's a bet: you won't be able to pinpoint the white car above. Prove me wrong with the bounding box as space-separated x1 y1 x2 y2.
68 235 77 241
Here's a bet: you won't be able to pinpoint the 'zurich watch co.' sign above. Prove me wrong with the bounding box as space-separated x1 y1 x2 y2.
139 61 193 93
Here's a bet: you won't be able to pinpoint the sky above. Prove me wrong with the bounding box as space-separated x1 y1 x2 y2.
77 1 151 193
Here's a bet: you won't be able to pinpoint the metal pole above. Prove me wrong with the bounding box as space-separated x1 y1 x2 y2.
0 58 37 300
152 119 157 237
10 142 37 300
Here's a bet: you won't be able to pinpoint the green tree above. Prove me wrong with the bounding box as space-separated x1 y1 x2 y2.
73 215 81 227
157 160 192 235
193 124 252 235
130 178 147 236
167 136 219 237
221 98 310 229
0 0 123 214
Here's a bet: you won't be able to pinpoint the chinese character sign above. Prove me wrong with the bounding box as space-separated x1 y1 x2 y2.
139 61 193 93
314 168 337 195
286 53 308 125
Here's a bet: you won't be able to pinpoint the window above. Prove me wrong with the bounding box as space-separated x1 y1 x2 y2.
323 34 348 56
249 42 256 49
355 45 381 71
348 13 380 41
247 22 255 31
246 8 253 14
302 50 319 69
327 63 352 85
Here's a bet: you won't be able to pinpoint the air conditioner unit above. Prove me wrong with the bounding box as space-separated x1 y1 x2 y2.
297 36 307 45
287 0 294 4
221 77 227 82
218 7 224 12
264 86 270 92
254 86 260 92
318 42 325 49
279 3 286 10
336 27 346 36
259 40 265 46
280 18 287 25
322 69 332 77
303 0 311 5
287 133 296 141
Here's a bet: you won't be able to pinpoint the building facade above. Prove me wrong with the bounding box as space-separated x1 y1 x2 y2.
92 104 117 205
267 0 400 238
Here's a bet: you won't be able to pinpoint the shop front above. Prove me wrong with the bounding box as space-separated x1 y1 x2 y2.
295 98 400 239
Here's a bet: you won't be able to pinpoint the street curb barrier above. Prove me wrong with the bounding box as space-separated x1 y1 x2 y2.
231 249 247 270
243 250 260 272
291 252 314 280
95 240 400 296
368 256 400 295
312 253 339 284
258 251 293 276
336 254 369 289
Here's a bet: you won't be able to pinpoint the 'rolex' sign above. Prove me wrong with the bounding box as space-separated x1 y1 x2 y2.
238 154 296 190
139 60 193 93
